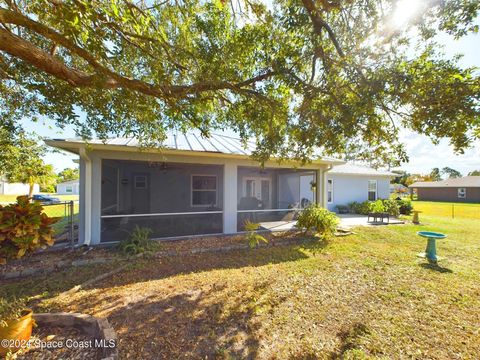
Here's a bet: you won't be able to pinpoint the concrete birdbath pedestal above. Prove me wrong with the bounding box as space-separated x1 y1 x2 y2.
417 231 446 263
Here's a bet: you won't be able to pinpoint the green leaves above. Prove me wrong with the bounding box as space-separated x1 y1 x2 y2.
0 0 478 167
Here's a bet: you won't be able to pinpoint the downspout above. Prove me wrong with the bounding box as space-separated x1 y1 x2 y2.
322 165 333 208
79 147 92 246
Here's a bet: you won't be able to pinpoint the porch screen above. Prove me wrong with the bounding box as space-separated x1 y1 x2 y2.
237 167 315 231
100 159 223 242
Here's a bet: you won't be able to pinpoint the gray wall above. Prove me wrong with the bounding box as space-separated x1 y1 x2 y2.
326 174 392 212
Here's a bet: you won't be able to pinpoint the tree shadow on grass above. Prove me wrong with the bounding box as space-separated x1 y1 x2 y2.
330 322 371 359
105 281 281 359
419 262 453 273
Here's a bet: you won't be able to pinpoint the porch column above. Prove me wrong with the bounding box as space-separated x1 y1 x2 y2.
79 148 92 245
223 163 238 233
316 168 323 206
322 168 328 208
90 156 102 244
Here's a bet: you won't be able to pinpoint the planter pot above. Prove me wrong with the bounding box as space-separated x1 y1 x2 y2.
0 309 34 356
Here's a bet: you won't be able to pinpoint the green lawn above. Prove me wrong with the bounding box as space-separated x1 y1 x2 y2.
2 215 480 358
413 200 480 219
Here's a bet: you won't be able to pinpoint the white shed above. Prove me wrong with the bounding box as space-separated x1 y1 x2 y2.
56 179 80 195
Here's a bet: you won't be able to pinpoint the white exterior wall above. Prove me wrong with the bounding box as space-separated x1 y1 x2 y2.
326 174 392 212
0 181 39 195
79 148 330 245
56 182 80 195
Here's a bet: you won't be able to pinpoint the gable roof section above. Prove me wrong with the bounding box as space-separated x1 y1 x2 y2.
409 176 480 188
44 131 344 165
329 163 396 177
57 179 79 185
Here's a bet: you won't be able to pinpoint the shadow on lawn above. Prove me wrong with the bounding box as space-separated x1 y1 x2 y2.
86 239 326 291
105 281 279 359
419 262 453 273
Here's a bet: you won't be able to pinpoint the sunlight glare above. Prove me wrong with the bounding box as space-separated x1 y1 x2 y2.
392 0 421 27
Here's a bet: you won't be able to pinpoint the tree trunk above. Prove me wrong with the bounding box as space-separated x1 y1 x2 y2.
28 177 34 198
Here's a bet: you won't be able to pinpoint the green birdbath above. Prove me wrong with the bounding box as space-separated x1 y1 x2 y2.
417 231 446 263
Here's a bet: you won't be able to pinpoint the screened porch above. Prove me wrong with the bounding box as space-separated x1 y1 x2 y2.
100 159 224 242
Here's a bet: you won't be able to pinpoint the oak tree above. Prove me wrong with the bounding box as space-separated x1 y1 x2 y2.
0 0 479 166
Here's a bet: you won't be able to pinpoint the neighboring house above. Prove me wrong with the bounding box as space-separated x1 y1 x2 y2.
0 177 39 195
45 132 394 246
56 179 80 195
326 164 396 212
409 177 480 203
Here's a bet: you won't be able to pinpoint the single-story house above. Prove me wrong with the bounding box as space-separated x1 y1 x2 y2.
45 132 395 246
0 177 39 195
326 164 395 212
409 176 480 203
56 179 80 195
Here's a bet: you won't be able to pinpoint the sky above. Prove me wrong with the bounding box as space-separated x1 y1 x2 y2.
21 5 480 177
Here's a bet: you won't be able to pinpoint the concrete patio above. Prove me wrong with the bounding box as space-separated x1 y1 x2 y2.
258 214 405 232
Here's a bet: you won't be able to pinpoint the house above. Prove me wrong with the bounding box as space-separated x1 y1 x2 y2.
45 132 394 246
56 179 80 195
0 177 39 195
326 164 396 212
409 176 480 203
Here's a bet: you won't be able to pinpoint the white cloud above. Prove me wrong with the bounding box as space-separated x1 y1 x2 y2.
397 129 480 175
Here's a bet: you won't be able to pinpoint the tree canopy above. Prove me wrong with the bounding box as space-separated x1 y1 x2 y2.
57 167 79 183
0 0 479 166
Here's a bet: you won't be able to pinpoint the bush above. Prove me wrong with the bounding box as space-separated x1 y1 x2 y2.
348 201 371 215
119 226 160 255
382 199 400 217
0 196 59 264
370 200 385 213
244 220 268 249
296 204 339 238
397 199 413 215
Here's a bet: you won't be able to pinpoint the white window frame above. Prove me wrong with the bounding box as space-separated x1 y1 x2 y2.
327 179 334 204
134 175 148 189
368 180 377 201
65 185 73 193
191 174 218 207
458 187 466 199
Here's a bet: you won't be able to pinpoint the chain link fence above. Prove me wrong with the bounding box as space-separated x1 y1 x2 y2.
412 201 480 219
42 201 79 246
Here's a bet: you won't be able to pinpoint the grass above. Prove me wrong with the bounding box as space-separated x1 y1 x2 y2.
413 200 480 219
1 215 479 358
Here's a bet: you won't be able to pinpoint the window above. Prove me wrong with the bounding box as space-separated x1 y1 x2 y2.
368 180 377 201
134 175 148 189
66 186 73 193
458 187 466 199
192 175 217 206
327 179 333 203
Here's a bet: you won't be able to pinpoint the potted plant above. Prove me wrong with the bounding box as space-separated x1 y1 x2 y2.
0 309 35 356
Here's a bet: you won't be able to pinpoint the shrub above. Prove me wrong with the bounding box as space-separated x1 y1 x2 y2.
296 204 339 238
119 226 159 255
244 220 268 249
348 201 372 215
369 200 385 213
0 196 59 264
336 205 349 214
397 199 413 215
382 199 400 217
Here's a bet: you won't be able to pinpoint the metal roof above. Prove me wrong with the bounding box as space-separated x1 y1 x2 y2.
409 176 480 188
329 163 396 177
45 130 344 164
